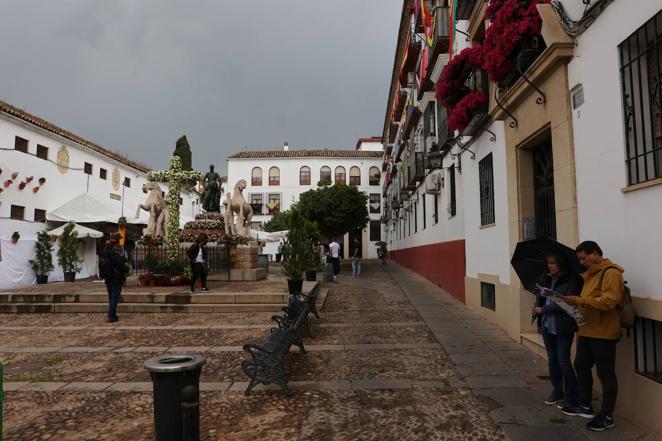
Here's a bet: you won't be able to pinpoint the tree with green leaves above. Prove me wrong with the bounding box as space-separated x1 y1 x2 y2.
296 184 369 239
262 210 291 232
30 230 54 277
57 222 82 275
281 209 315 281
173 135 193 171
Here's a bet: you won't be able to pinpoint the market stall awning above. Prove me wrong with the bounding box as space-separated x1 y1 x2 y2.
49 223 104 238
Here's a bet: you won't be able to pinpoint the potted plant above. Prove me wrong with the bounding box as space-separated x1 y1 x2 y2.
11 231 20 244
57 222 82 282
304 223 321 282
281 210 310 293
29 231 55 284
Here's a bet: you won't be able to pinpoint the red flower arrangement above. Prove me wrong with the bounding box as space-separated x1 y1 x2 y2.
482 0 549 83
436 45 484 107
447 90 489 131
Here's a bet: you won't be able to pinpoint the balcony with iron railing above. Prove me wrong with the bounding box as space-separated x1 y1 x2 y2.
428 6 450 69
461 68 491 138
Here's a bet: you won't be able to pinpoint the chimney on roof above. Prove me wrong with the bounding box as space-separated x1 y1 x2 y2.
283 142 289 151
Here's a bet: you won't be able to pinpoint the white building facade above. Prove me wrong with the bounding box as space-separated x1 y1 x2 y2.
381 0 662 431
226 146 384 259
0 99 199 288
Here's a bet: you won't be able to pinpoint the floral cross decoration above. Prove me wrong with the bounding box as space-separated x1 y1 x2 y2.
147 156 202 261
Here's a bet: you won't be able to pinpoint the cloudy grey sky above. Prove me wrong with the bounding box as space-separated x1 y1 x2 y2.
0 0 401 173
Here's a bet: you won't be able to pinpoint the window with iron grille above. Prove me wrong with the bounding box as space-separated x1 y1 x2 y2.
299 166 311 185
370 220 381 241
369 194 381 213
480 282 496 311
320 166 332 183
124 177 131 188
36 144 48 160
479 154 495 226
252 167 263 186
250 193 263 215
84 162 93 175
269 167 280 186
422 194 426 229
99 168 107 180
369 167 381 186
619 10 662 186
634 316 662 384
449 164 457 217
34 209 46 223
349 166 361 185
10 205 25 220
335 166 346 185
14 136 28 153
267 193 281 214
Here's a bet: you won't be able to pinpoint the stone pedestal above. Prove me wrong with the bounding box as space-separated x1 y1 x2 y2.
230 243 266 281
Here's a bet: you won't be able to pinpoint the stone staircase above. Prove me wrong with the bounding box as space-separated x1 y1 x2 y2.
0 282 318 314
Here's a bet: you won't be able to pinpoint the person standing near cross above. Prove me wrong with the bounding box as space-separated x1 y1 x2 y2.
147 156 202 260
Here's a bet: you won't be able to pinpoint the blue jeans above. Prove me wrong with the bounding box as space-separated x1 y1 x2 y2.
106 283 122 319
352 258 362 276
542 329 578 405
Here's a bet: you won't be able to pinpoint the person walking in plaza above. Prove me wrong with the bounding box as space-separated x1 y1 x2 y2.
100 243 129 323
532 253 581 409
187 234 209 293
329 238 341 280
351 237 362 277
561 241 624 431
276 240 283 263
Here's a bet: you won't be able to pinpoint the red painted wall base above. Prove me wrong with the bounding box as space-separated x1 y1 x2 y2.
389 239 466 303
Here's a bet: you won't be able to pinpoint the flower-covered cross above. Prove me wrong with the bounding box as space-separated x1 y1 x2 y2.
147 156 202 261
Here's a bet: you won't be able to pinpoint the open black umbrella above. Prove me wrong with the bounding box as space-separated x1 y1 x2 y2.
511 238 583 293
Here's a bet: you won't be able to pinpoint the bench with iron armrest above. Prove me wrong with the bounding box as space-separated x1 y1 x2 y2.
276 292 318 338
241 301 310 396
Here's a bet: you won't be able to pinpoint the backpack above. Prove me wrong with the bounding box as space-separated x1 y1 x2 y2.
600 268 637 331
99 254 112 280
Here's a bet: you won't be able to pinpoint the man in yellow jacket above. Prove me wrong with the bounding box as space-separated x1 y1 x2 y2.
561 241 624 432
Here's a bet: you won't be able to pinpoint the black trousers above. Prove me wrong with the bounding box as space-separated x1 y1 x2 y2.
574 336 618 416
329 257 340 275
190 262 207 290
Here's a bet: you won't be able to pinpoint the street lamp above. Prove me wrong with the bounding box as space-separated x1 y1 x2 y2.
426 150 444 170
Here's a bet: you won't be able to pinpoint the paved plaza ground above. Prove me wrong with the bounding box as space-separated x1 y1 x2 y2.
1 262 660 440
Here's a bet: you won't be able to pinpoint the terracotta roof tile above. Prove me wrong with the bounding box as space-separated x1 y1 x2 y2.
0 99 151 173
228 150 384 159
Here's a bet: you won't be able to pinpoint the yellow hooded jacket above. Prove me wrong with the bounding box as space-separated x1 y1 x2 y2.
576 259 624 340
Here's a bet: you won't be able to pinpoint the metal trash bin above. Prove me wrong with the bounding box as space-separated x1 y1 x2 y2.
257 254 269 272
144 354 206 441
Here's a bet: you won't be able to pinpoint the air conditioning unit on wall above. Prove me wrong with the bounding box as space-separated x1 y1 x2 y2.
425 170 443 195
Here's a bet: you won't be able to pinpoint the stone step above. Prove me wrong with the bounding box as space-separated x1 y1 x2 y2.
0 302 286 314
0 292 289 305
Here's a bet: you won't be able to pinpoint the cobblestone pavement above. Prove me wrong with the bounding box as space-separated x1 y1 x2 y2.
2 262 660 440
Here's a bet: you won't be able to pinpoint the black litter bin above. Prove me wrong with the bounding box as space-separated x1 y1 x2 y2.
144 353 206 441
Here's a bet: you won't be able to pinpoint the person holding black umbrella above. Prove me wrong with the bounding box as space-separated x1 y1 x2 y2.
532 253 582 409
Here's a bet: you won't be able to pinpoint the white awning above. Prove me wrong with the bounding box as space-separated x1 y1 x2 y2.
49 223 104 239
46 193 193 226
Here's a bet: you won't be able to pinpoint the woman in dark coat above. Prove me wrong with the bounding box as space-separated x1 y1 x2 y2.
533 253 582 408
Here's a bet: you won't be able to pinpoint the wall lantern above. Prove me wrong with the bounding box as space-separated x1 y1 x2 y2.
426 150 444 170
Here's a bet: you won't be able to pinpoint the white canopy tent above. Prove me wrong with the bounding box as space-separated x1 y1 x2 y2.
49 223 104 239
47 193 194 226
0 234 98 290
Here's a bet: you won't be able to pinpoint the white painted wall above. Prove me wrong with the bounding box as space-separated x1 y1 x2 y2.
227 155 383 258
566 0 662 301
356 141 383 151
462 121 511 284
0 112 199 238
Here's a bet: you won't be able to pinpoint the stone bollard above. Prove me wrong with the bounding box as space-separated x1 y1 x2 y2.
144 354 206 441
323 262 334 282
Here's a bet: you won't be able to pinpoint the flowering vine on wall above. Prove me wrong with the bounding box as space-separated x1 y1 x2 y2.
435 46 486 131
482 0 549 83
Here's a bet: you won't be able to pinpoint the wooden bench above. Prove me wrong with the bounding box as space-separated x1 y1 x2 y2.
241 300 310 396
